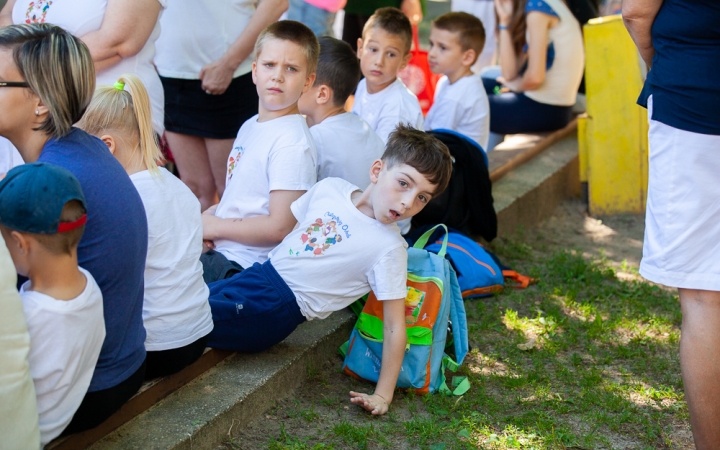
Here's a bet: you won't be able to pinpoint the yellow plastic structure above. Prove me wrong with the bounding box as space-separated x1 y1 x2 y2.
579 15 648 215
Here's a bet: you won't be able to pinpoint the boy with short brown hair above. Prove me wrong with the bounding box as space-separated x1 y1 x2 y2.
201 21 320 282
351 7 424 144
205 125 453 416
425 11 490 150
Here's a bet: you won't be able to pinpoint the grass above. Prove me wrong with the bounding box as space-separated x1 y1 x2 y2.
225 233 688 449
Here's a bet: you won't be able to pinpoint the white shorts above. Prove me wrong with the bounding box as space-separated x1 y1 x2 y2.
640 97 720 290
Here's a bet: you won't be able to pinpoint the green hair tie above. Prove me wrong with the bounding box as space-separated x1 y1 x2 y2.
113 81 125 90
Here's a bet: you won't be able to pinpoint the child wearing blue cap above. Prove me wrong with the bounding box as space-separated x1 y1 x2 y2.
0 162 105 446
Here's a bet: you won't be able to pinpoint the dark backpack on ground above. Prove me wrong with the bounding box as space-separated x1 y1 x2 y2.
411 129 497 242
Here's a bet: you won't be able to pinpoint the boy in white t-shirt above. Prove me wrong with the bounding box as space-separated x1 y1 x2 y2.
425 12 491 151
0 163 105 446
298 36 384 189
351 7 424 144
201 21 320 283
206 125 453 416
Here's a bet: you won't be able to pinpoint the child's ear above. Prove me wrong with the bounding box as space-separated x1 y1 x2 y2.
302 72 317 94
10 231 29 255
369 159 383 183
356 38 364 58
99 134 117 155
317 85 332 105
399 51 412 71
461 48 477 68
251 61 258 85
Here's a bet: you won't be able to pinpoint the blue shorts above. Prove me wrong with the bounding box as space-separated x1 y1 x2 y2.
207 260 306 353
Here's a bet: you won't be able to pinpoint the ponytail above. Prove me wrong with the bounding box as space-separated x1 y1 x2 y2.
78 74 164 174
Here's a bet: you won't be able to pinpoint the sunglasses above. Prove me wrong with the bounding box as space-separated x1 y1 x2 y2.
0 81 29 87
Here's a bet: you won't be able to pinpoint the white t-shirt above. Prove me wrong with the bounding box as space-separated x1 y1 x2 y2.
13 0 167 134
0 241 39 450
20 268 105 446
311 112 384 189
155 0 255 79
130 168 213 351
352 78 424 143
270 177 408 320
0 137 24 176
425 74 491 150
214 114 317 268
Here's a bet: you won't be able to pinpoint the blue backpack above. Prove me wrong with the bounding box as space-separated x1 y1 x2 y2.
341 225 470 395
421 229 533 298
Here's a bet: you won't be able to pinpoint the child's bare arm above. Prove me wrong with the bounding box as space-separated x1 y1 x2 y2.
350 298 406 415
202 190 303 247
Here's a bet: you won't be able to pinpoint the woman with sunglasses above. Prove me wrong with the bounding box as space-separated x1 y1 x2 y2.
0 24 149 435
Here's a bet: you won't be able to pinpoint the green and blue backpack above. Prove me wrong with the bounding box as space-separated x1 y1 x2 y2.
340 225 470 395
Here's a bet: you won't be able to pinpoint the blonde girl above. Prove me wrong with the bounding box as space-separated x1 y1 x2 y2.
79 75 214 379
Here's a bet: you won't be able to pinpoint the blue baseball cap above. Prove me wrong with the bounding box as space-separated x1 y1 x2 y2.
0 162 87 234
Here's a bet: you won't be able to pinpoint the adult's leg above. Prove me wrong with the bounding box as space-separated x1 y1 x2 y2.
144 334 210 379
165 131 217 210
61 361 146 435
488 93 572 135
342 13 370 52
679 288 720 449
204 138 235 199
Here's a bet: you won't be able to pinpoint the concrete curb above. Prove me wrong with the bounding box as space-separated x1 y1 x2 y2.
88 132 580 450
90 310 355 449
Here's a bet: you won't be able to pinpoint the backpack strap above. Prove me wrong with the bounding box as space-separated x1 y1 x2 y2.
413 224 449 257
439 354 471 396
502 270 537 289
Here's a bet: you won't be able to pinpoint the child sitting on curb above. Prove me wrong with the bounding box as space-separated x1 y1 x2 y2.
200 21 320 283
425 12 490 151
206 125 453 415
78 75 214 380
0 163 105 446
298 36 384 189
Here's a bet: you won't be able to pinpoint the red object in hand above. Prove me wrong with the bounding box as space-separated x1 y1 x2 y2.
398 25 440 116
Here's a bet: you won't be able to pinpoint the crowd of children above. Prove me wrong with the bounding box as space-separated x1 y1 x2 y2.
1 5 498 446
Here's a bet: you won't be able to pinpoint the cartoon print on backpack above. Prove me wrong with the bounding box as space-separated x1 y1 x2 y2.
292 218 344 256
405 286 426 324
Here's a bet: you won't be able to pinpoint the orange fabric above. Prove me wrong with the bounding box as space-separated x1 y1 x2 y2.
435 240 498 276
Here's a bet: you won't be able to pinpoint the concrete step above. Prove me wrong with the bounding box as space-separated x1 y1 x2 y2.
54 123 580 450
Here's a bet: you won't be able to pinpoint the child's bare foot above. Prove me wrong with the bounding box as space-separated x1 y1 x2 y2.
349 391 389 415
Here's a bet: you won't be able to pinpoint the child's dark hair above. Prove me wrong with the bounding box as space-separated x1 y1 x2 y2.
314 37 361 107
362 7 413 54
255 20 320 75
432 12 486 65
32 200 86 256
382 125 453 195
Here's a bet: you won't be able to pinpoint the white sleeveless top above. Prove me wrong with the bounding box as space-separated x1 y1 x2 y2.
524 0 584 106
13 0 167 133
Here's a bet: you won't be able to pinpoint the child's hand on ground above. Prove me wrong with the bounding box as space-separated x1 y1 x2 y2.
349 391 390 415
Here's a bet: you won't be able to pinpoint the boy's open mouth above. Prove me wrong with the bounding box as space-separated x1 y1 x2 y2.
389 209 401 220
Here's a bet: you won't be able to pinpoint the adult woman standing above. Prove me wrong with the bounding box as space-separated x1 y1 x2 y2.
484 0 583 136
624 1 720 448
154 0 288 211
0 23 148 433
0 0 166 134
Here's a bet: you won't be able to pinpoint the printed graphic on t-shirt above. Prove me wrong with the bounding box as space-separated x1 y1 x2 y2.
289 212 352 257
405 286 426 324
227 146 244 183
26 0 52 23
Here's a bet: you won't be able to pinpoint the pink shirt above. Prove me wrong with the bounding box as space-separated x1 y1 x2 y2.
305 0 346 12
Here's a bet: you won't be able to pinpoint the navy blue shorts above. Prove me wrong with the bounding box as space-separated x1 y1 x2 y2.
206 260 306 353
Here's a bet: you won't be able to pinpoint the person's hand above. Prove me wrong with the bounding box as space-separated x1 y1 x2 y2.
202 212 221 241
349 391 390 415
202 240 215 252
400 0 423 25
494 0 514 26
200 59 235 95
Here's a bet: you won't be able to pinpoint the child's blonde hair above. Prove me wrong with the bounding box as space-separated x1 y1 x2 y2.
78 74 163 174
